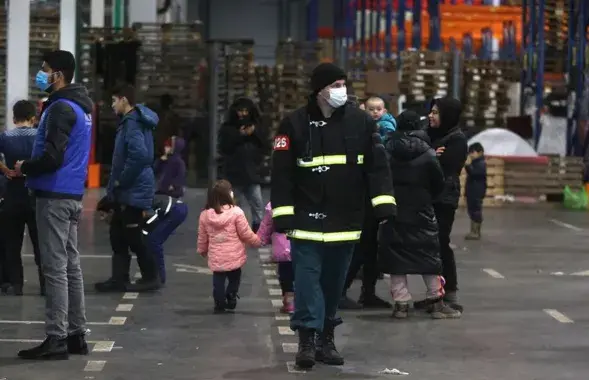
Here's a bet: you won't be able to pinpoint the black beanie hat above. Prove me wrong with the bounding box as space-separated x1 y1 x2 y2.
397 110 422 131
310 63 347 94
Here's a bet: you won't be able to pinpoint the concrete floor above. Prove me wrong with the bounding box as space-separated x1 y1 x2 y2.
1 189 589 380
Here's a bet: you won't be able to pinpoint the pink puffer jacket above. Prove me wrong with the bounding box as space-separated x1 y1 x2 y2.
197 205 261 272
257 202 291 262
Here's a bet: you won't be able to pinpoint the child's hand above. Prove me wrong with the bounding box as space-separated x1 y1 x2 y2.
465 156 472 165
435 146 445 156
199 251 207 258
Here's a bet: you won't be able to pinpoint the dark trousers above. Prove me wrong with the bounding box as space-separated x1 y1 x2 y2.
110 205 158 282
147 203 188 284
277 261 294 294
466 197 483 223
290 240 354 332
434 203 458 292
3 196 41 286
212 268 242 304
343 217 379 294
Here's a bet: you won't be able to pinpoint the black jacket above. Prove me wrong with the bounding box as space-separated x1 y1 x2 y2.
428 98 468 208
270 100 396 244
21 84 93 178
379 130 445 275
465 156 487 202
218 98 269 186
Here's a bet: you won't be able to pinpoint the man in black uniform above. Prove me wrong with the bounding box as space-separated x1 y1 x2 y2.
271 63 396 370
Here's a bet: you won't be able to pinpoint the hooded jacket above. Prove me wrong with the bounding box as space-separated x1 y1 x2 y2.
107 104 159 210
24 84 94 200
197 205 261 272
376 113 397 143
218 97 269 186
427 97 468 208
154 136 186 198
379 113 445 275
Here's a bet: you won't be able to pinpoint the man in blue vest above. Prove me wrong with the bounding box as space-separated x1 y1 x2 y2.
15 50 93 360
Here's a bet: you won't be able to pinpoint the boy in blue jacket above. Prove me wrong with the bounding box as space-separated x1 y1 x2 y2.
365 96 397 144
464 143 487 240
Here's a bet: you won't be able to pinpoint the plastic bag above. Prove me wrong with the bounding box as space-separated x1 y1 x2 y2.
563 186 588 210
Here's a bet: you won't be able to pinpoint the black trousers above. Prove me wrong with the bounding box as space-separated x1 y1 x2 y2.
109 205 158 282
212 268 242 304
466 197 483 223
433 203 458 292
2 196 41 286
343 216 379 294
277 261 294 294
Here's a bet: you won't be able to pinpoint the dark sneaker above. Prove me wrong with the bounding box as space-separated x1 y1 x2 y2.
295 328 316 369
94 278 128 293
338 296 362 310
359 294 392 309
225 292 239 310
392 302 409 319
430 300 462 319
18 336 69 360
67 333 89 355
126 277 161 292
315 326 344 365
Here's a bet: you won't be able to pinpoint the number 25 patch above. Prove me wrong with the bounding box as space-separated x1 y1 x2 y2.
273 135 290 151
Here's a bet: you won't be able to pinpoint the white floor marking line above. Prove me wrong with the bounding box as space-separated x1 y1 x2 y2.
286 361 306 373
548 218 583 232
570 270 589 276
259 254 270 261
263 269 277 276
271 299 283 308
84 360 106 372
115 304 134 312
483 268 505 279
278 326 295 335
266 278 280 286
544 309 574 323
108 317 127 325
122 292 139 300
275 315 290 321
269 288 282 296
92 341 115 353
259 247 271 253
282 343 298 353
261 263 275 268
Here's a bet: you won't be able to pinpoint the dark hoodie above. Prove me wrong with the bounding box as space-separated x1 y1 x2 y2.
21 84 93 178
154 136 186 198
379 110 445 275
218 97 269 186
427 97 468 208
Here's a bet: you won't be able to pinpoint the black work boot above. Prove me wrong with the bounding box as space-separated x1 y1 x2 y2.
413 297 437 312
338 294 362 309
358 287 392 309
67 332 89 355
295 328 316 369
18 336 69 360
430 298 462 319
95 255 130 293
315 323 344 365
126 277 161 292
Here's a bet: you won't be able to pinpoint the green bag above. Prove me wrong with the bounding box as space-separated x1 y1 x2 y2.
563 186 588 210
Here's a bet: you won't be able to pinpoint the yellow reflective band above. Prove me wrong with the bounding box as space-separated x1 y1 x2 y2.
272 206 295 217
297 155 364 168
371 195 397 207
287 229 362 242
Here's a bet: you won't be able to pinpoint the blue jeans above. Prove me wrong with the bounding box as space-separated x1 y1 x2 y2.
147 203 188 283
290 240 354 332
233 184 264 229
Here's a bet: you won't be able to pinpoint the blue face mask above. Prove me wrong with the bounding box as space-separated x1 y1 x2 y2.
35 70 51 92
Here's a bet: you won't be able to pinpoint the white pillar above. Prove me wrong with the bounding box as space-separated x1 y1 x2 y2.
128 0 158 25
60 0 77 82
90 0 105 27
6 0 31 130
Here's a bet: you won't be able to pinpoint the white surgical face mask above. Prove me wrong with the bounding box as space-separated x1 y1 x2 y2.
326 87 348 108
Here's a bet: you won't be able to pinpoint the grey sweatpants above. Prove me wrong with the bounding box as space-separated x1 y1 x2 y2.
36 198 87 338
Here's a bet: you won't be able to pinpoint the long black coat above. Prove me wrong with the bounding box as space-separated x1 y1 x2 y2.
378 130 445 275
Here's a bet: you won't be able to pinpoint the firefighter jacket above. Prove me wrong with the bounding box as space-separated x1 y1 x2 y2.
270 100 396 244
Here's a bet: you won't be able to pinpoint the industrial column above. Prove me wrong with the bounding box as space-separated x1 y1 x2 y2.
90 0 105 27
5 0 31 129
60 0 77 67
128 0 157 25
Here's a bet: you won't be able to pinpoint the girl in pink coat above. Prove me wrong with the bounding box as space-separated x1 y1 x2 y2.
257 202 294 314
197 180 261 313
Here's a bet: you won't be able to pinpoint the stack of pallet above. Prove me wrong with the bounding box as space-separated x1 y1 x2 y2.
254 65 281 133
544 0 569 75
347 58 398 102
133 23 206 120
28 8 60 104
461 59 519 129
399 51 451 105
275 41 322 116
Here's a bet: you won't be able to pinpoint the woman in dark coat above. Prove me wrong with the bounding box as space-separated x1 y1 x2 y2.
378 110 461 320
